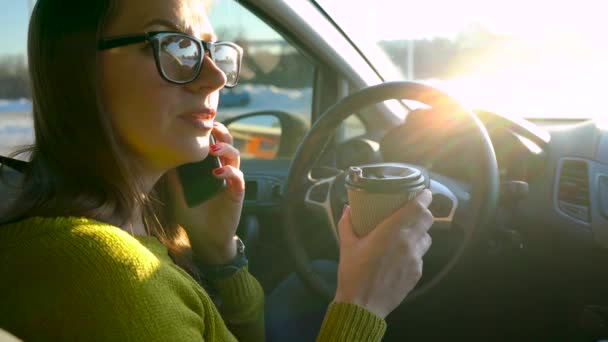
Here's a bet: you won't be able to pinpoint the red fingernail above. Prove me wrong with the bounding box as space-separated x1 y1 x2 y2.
213 168 224 175
210 144 221 152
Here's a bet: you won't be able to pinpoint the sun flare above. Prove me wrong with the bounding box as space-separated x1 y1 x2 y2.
319 0 608 119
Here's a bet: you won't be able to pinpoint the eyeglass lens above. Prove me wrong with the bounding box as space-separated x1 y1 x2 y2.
159 35 239 86
213 45 240 86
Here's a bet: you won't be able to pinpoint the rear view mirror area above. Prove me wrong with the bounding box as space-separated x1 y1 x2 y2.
223 110 308 160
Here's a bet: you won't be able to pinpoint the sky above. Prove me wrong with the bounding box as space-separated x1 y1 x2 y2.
0 0 31 56
317 0 608 119
318 0 608 41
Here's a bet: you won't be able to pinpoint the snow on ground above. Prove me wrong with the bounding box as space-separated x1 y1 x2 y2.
217 84 312 121
0 99 32 114
0 112 33 157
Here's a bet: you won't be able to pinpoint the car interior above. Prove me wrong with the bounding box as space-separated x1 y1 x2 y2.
1 0 607 340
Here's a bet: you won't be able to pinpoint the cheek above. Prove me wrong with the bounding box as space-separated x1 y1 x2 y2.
100 52 208 169
101 53 177 160
102 51 169 111
209 90 219 108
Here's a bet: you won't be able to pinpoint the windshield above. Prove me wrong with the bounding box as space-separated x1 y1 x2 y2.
316 0 608 120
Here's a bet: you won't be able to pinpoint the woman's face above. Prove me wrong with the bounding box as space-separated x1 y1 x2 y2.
100 0 226 173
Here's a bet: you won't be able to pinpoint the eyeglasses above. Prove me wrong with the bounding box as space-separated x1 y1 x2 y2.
99 31 243 88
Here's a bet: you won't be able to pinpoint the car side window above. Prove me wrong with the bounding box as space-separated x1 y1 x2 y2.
208 1 314 160
0 4 32 159
337 115 366 143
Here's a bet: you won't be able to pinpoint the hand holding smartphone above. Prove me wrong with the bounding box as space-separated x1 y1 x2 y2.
177 134 227 208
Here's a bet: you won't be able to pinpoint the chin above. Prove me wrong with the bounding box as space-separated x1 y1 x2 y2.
187 142 212 161
159 141 208 169
153 130 211 167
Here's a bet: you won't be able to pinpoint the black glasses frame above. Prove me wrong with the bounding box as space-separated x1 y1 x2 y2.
99 31 243 88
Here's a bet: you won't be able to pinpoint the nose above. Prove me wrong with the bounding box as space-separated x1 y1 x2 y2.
184 54 227 93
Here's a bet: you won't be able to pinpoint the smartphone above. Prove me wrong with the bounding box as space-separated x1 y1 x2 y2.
177 134 227 208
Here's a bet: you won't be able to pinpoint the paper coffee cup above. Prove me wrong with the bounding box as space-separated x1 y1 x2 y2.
345 164 426 237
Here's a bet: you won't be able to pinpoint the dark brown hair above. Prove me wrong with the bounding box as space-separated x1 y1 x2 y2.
1 0 198 277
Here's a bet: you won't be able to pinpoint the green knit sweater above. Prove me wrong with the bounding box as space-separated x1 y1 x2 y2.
0 217 386 341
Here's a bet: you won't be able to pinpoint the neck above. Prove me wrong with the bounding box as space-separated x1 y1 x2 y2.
116 152 173 237
115 166 163 237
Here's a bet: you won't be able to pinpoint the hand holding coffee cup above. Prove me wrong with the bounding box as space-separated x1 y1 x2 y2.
345 164 427 237
331 163 433 318
334 188 434 318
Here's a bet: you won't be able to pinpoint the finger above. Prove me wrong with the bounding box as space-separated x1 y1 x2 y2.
414 189 433 209
410 207 434 235
209 142 240 169
417 233 432 257
212 122 233 145
213 165 245 194
376 191 433 234
337 205 359 245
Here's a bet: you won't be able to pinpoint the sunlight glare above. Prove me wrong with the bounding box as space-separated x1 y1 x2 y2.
516 134 543 155
319 0 608 119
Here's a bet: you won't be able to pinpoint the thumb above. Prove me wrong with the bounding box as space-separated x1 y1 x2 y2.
337 205 358 245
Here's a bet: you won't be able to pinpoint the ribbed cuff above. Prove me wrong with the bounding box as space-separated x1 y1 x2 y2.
317 302 386 342
213 266 264 315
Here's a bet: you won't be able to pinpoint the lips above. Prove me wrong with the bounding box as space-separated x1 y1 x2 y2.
179 108 216 130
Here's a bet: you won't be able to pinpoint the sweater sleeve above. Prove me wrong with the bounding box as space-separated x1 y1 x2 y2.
0 225 236 342
316 302 387 342
212 266 266 342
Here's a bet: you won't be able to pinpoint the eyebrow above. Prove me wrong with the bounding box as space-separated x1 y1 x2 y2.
144 18 218 42
144 18 187 33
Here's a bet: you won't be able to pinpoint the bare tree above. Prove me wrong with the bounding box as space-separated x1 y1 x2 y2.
0 55 30 99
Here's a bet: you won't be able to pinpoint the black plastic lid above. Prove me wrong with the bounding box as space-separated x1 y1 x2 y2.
345 164 426 193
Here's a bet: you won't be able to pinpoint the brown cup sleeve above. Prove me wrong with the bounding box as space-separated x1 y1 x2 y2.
347 190 418 237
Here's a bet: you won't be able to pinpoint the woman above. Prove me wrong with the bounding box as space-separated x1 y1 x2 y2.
0 0 433 341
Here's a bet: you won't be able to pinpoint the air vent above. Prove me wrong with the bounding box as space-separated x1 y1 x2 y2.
557 159 590 222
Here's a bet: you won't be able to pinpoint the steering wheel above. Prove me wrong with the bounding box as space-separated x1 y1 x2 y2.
283 81 499 303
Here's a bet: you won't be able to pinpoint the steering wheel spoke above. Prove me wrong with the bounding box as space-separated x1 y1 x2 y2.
428 172 474 231
304 175 339 239
428 179 459 230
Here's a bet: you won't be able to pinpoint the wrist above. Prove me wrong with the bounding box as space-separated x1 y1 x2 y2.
333 293 387 319
192 236 237 265
194 236 248 280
